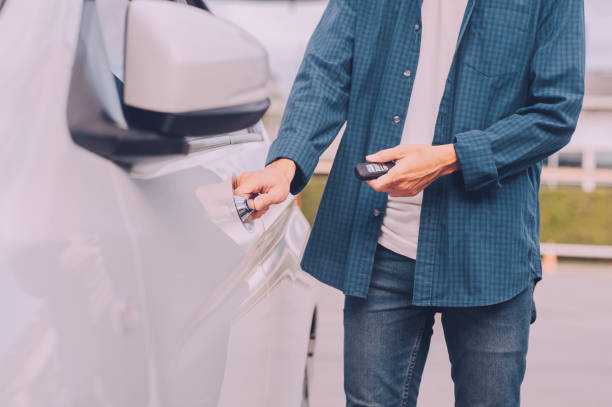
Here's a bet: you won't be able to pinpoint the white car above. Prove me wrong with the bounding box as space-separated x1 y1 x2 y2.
0 0 318 406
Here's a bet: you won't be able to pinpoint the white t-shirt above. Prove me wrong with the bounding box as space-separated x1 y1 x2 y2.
378 0 468 259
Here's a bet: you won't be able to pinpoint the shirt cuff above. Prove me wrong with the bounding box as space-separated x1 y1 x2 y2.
453 130 500 191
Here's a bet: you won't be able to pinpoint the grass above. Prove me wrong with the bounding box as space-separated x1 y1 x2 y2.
540 186 612 245
299 175 328 225
299 177 612 246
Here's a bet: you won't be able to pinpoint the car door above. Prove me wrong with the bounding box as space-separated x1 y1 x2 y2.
93 2 316 405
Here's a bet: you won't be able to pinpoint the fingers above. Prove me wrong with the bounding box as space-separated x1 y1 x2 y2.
234 168 291 221
250 186 287 211
246 198 256 211
234 175 263 197
366 172 394 193
366 170 423 197
245 192 279 220
366 146 403 163
365 179 380 192
234 183 260 197
251 194 272 212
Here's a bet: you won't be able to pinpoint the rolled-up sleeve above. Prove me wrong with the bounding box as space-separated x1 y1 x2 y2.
266 0 355 194
454 0 585 192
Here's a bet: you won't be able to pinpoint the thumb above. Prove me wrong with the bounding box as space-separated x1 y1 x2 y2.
250 193 273 212
251 184 288 210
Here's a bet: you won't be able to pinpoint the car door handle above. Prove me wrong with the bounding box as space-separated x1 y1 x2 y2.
231 173 259 223
233 195 254 223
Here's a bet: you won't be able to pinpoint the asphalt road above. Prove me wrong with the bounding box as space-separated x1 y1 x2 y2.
309 262 612 407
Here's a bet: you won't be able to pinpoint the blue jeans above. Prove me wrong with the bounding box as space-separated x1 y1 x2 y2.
344 244 536 407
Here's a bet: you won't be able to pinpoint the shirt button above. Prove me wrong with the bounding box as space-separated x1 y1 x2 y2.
414 23 421 31
373 209 382 217
393 115 401 124
403 69 411 77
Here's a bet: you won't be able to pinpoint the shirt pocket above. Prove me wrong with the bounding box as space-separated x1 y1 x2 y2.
461 5 530 78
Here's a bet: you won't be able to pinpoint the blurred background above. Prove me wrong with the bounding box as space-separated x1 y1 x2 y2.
209 1 612 405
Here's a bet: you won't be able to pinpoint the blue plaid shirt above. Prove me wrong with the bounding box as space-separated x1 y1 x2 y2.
266 0 585 305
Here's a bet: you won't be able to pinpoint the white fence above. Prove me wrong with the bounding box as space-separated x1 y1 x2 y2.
540 243 612 260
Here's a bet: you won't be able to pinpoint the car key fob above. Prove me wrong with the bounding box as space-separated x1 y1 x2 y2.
354 161 395 181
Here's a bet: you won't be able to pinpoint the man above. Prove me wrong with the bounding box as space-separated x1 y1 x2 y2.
235 0 584 405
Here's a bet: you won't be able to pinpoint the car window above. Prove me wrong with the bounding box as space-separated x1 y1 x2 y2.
82 0 128 128
96 0 130 80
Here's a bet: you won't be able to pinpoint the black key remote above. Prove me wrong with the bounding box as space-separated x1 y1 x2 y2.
354 161 395 181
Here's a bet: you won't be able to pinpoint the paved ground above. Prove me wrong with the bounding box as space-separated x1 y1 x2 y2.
309 262 612 406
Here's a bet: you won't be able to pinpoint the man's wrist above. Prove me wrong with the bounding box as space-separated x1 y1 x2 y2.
267 158 296 183
435 144 461 176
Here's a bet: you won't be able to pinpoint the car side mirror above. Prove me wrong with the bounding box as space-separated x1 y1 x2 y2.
122 0 271 136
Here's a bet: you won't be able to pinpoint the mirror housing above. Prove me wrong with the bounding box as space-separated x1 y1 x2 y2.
123 0 270 136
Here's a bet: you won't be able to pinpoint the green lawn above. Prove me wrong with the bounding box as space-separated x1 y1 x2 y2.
299 175 328 225
540 186 612 245
299 176 612 246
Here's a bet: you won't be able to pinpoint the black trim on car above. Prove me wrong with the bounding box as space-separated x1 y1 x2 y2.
0 0 7 11
185 0 209 11
67 0 188 165
123 99 270 137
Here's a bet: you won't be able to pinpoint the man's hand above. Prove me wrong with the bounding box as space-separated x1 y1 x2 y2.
366 144 460 197
233 158 296 220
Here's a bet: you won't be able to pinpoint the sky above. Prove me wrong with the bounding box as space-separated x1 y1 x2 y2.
584 0 612 72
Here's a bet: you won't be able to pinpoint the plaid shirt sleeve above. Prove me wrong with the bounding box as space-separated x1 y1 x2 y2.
265 0 355 194
453 0 585 192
